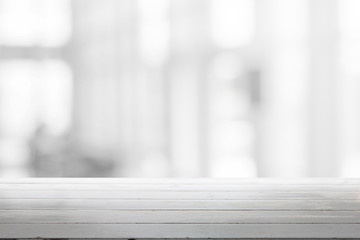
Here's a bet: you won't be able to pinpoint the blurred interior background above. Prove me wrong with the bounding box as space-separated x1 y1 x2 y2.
0 0 359 178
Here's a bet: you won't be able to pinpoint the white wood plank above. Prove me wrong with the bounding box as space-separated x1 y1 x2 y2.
1 178 360 239
0 224 359 239
1 199 359 210
1 183 360 192
0 189 358 199
1 178 360 185
1 210 360 224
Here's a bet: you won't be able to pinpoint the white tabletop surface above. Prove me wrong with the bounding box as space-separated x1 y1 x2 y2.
1 178 360 239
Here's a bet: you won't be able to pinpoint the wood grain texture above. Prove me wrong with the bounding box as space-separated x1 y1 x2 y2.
1 178 360 239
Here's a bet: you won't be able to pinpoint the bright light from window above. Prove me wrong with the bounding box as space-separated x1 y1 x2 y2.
0 59 72 177
0 61 39 136
210 0 255 48
339 0 360 41
138 0 170 66
0 0 71 47
339 0 360 177
208 52 255 177
0 60 72 136
39 60 73 135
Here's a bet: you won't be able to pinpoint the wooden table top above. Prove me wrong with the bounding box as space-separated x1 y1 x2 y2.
1 178 360 239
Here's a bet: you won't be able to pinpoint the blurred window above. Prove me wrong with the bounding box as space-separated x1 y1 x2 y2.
208 52 256 177
339 0 360 176
0 0 72 177
208 0 256 177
